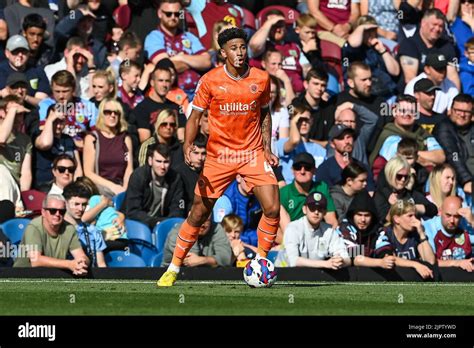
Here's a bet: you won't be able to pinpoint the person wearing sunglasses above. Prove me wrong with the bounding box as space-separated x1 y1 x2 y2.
49 154 78 195
144 0 212 100
83 98 133 196
276 192 350 269
374 156 437 225
13 194 90 276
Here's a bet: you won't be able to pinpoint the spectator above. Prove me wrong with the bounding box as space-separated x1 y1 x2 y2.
330 162 368 221
433 94 474 195
162 215 232 267
268 75 290 156
122 143 185 229
117 60 144 109
279 152 338 234
412 78 444 134
0 35 50 105
277 103 326 184
373 199 436 279
145 0 212 99
156 58 190 116
404 53 459 114
48 155 77 195
138 108 184 169
221 213 257 264
370 94 445 168
83 98 133 196
109 31 143 80
44 37 97 100
360 0 399 47
460 38 474 96
343 15 400 98
175 133 207 214
291 68 334 147
13 193 89 275
33 104 82 191
398 9 460 90
450 0 474 66
337 190 395 268
63 183 107 268
22 13 54 68
373 156 438 224
316 124 376 191
276 192 351 268
261 49 296 107
133 66 186 144
90 69 117 106
38 70 98 150
426 163 461 211
208 20 233 68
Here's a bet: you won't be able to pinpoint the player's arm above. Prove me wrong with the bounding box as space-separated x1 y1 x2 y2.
184 107 204 164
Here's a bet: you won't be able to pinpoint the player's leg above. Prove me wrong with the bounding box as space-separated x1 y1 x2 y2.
252 184 280 258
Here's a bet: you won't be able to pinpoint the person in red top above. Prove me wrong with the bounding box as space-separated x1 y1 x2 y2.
158 27 280 287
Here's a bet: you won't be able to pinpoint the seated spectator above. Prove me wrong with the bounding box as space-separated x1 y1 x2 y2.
162 215 232 267
22 13 54 68
337 190 396 269
369 94 445 168
48 155 76 195
279 152 338 234
423 196 473 272
156 58 190 117
373 156 438 224
277 103 326 184
268 75 290 156
109 31 142 81
13 194 89 275
138 108 184 169
404 53 459 114
122 143 185 229
117 60 144 110
175 133 207 214
330 162 368 221
450 0 474 66
90 69 118 107
316 124 375 192
221 214 257 265
412 78 444 134
33 105 82 191
83 98 133 196
63 183 107 268
460 38 474 96
261 49 295 107
208 20 233 68
373 200 436 279
38 70 98 150
343 15 400 98
276 192 350 268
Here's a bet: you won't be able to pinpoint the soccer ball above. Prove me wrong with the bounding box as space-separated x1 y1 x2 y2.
243 257 277 288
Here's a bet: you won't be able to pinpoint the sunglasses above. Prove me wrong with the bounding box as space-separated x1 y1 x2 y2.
163 11 180 18
55 166 76 174
44 208 66 216
293 164 313 171
104 109 121 116
396 174 408 181
307 204 325 213
160 122 177 128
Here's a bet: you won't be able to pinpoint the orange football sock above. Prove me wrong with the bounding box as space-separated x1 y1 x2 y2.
171 220 200 267
257 215 279 258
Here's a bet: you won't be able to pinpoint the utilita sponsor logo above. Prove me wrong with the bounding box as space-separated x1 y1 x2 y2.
219 101 257 113
18 322 56 341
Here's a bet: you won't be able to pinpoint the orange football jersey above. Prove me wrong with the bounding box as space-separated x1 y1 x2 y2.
192 65 271 160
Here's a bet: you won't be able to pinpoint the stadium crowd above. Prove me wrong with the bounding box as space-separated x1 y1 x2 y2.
0 0 473 279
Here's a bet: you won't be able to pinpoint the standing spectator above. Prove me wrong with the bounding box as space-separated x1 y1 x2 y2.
433 94 474 194
412 78 444 134
460 38 474 95
122 143 185 229
63 183 107 268
276 192 351 268
404 53 459 114
48 155 76 195
21 13 54 68
450 0 474 65
373 200 436 279
13 194 89 275
83 98 133 196
145 0 212 99
398 9 460 90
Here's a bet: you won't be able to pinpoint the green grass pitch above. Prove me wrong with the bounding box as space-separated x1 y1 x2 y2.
1 279 473 316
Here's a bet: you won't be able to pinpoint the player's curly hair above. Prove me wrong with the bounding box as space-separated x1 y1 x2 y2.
217 27 247 49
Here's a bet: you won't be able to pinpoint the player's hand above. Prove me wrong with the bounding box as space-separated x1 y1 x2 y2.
414 263 433 279
264 149 278 167
381 255 396 269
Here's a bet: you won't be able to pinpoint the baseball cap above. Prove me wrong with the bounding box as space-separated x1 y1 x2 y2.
305 192 327 211
425 53 447 70
292 152 315 168
328 124 356 141
6 72 28 87
6 35 29 52
414 78 441 93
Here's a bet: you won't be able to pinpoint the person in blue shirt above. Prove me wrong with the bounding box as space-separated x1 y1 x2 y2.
450 0 474 65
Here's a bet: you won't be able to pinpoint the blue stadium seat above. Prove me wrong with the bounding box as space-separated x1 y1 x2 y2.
125 219 153 245
0 218 31 245
113 192 126 210
149 253 163 267
105 250 146 267
129 243 158 267
153 217 185 266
